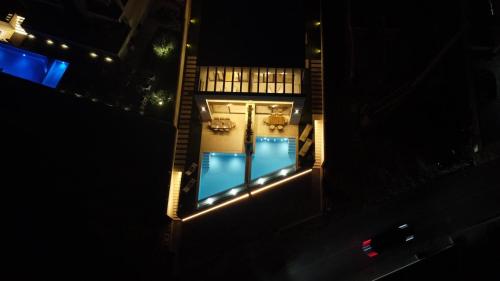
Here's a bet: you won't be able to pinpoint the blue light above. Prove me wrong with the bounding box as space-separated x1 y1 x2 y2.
22 53 26 57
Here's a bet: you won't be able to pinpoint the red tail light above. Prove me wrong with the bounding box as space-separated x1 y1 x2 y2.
367 251 379 258
362 239 372 247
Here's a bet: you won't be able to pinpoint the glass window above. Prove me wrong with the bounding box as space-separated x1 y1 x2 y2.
207 66 215 92
267 68 276 93
285 68 293 93
259 67 267 93
233 67 241 92
199 66 207 91
215 67 224 92
276 68 284 94
242 67 249 93
251 67 259 93
293 69 302 94
225 66 233 92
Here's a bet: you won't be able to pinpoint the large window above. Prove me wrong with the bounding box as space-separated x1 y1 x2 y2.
198 66 302 94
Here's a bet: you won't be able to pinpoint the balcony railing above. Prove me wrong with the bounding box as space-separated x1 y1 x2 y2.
198 66 303 95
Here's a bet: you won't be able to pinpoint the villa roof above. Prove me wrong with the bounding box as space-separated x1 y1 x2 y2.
197 0 305 68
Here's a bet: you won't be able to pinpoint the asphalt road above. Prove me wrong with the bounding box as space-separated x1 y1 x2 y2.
180 158 500 281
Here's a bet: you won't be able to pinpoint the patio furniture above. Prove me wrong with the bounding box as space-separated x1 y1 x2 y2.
209 117 235 131
269 124 275 130
184 162 198 176
299 123 313 142
299 138 313 157
182 178 196 193
277 125 284 131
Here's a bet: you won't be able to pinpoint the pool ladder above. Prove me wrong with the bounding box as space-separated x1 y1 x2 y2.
201 153 210 174
288 138 297 156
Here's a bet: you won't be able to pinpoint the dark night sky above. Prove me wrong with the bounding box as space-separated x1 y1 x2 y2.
197 0 305 67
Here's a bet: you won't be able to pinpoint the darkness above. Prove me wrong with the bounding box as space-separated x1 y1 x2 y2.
1 0 500 280
1 75 175 280
197 0 305 67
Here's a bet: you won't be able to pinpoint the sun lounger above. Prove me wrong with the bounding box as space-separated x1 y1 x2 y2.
277 125 284 130
182 178 196 193
299 138 313 157
184 162 198 176
299 124 313 142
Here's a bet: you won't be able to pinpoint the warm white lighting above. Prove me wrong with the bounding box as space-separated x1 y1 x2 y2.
89 52 98 58
28 34 35 39
190 18 197 24
181 194 249 222
46 39 54 45
201 106 206 112
294 109 300 114
60 43 69 49
251 169 313 195
104 56 113 63
158 101 164 106
314 21 321 27
186 43 191 48
314 48 321 54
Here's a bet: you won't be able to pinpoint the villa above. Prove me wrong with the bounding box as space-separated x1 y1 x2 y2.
167 0 325 224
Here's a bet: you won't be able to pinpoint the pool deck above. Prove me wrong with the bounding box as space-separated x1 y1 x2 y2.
200 113 246 154
200 112 298 156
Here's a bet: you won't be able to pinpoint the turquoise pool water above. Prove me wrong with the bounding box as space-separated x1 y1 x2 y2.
198 152 246 200
251 137 296 180
198 137 297 202
0 43 68 88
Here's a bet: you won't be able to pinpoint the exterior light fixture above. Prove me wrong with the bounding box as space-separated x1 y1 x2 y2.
314 21 321 27
60 43 69 49
158 101 164 106
201 106 206 112
256 178 266 185
104 56 113 63
294 108 300 114
28 34 35 39
205 197 215 205
186 43 192 48
46 39 54 45
229 189 238 196
89 52 98 58
314 48 321 54
280 169 288 176
190 18 197 24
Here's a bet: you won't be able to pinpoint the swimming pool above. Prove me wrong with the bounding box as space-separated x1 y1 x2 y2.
0 43 68 88
198 152 246 200
251 137 296 180
197 137 297 202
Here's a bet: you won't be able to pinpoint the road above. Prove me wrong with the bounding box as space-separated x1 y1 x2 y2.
180 158 500 281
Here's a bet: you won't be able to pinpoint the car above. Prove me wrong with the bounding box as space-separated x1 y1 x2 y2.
362 223 415 258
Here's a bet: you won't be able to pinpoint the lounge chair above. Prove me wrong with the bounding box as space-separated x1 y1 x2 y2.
182 178 196 193
277 125 284 130
299 124 313 142
184 162 198 176
299 138 313 157
269 124 275 130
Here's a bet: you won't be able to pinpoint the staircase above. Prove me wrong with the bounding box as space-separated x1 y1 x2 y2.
173 56 197 171
201 152 210 174
310 59 324 116
288 138 297 157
